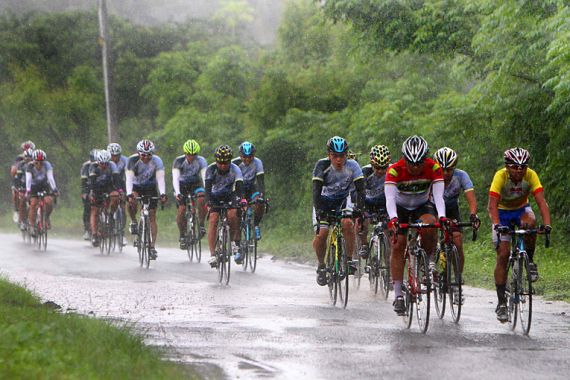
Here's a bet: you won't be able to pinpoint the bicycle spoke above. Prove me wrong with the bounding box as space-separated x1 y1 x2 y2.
518 256 533 335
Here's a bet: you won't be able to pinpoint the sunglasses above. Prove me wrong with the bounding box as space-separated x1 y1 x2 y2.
331 153 347 159
139 153 152 158
507 164 527 170
372 164 388 171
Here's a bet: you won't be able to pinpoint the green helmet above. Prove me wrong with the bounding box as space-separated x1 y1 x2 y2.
183 139 200 155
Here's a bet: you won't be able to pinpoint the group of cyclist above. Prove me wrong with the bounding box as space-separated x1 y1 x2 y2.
79 139 266 264
10 141 59 236
312 135 551 323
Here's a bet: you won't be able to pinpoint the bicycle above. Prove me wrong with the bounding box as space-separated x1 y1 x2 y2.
496 225 550 335
240 198 269 273
96 193 113 255
432 220 477 323
112 195 126 253
365 213 391 299
32 191 49 251
320 209 352 309
183 194 202 263
212 202 233 285
134 195 160 269
396 222 435 333
18 189 30 244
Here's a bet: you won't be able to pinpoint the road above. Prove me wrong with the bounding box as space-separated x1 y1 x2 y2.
1 232 569 379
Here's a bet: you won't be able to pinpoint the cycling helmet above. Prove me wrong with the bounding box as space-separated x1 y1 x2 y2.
239 141 256 157
97 149 112 164
370 145 391 168
402 135 428 164
24 148 34 159
33 149 46 162
21 140 35 151
89 149 99 162
433 147 458 168
504 147 529 165
214 144 233 163
347 150 357 161
137 139 155 154
327 136 349 154
107 143 122 155
183 139 201 155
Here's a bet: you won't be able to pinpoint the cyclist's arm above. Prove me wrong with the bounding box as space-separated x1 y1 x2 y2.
199 167 207 188
156 169 166 195
384 183 398 219
432 180 446 218
354 177 365 210
465 189 478 215
533 190 551 226
487 195 500 225
47 169 57 192
172 168 181 195
312 179 323 210
125 170 134 195
256 173 265 195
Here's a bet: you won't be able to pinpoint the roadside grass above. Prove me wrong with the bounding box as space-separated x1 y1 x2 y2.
0 278 195 379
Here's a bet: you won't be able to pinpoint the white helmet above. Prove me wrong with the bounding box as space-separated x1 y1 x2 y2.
107 143 122 155
136 139 155 154
402 135 428 164
97 150 112 163
433 147 458 168
504 147 529 165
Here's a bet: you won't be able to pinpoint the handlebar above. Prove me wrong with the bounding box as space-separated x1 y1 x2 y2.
495 226 551 248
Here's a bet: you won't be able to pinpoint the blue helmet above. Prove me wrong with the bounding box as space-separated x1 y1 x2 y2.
239 141 256 157
327 136 348 154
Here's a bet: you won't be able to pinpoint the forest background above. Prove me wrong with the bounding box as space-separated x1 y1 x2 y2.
1 0 569 297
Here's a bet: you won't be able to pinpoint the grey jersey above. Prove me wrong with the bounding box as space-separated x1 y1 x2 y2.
173 155 208 184
89 161 119 190
362 164 386 201
232 157 264 186
127 154 165 187
26 161 54 188
444 169 474 205
205 163 243 199
312 158 364 201
113 155 128 176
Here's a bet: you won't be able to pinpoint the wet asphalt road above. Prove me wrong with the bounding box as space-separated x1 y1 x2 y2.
1 232 569 380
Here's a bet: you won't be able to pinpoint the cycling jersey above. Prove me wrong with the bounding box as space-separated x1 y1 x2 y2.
385 158 445 218
444 168 474 205
172 154 208 195
489 167 543 210
26 161 57 194
312 158 363 202
14 159 30 190
362 164 386 208
111 155 128 190
205 162 243 201
89 161 120 193
125 154 166 195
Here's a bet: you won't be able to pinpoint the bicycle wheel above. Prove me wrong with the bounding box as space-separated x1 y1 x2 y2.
222 225 231 285
414 249 431 334
506 259 518 330
143 216 151 269
115 207 124 253
447 244 462 323
518 255 533 335
35 208 42 251
186 212 195 262
215 224 224 283
326 234 337 305
378 235 390 300
195 220 202 263
433 246 446 319
402 282 413 329
241 222 249 271
137 219 145 267
337 237 349 309
98 211 106 254
368 238 379 294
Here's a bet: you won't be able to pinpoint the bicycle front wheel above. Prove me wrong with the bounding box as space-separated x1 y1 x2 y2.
378 235 390 300
448 244 462 323
241 223 249 271
414 249 431 334
337 237 349 309
506 259 518 330
186 213 195 262
222 226 231 285
518 255 533 335
39 209 47 251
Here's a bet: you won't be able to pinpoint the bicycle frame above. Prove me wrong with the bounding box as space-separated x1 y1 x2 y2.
213 203 233 285
135 196 159 269
184 194 202 263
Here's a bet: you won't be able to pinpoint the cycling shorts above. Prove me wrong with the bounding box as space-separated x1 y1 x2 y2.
132 185 159 210
395 202 437 235
492 204 534 243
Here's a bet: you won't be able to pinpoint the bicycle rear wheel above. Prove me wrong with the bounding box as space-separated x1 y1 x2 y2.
448 244 462 323
506 259 518 330
186 213 195 262
378 235 390 300
518 255 533 335
195 220 202 263
414 249 431 334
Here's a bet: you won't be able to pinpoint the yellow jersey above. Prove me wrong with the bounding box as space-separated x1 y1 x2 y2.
489 168 543 210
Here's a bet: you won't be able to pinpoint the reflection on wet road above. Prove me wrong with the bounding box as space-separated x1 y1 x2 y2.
1 233 569 379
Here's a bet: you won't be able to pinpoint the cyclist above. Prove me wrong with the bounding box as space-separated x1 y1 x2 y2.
25 149 59 233
11 140 35 224
126 139 167 260
488 147 551 323
356 145 392 259
385 135 446 315
313 136 365 286
205 144 246 267
81 149 99 240
88 150 121 247
14 148 34 230
108 143 129 246
433 147 479 280
172 139 208 249
232 141 266 240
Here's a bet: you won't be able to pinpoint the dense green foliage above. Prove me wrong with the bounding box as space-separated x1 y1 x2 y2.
1 0 569 242
0 278 193 378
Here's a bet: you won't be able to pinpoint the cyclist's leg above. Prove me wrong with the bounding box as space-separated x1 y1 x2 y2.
312 209 329 266
18 190 27 227
109 190 119 213
341 217 355 261
207 210 219 257
90 202 99 238
452 231 464 273
127 190 139 225
520 207 537 260
149 208 157 247
28 196 38 228
417 203 438 262
176 201 186 238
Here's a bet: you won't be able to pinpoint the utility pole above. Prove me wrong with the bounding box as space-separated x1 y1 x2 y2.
98 0 118 143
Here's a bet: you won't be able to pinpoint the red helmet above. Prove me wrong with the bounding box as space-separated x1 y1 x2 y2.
33 149 46 162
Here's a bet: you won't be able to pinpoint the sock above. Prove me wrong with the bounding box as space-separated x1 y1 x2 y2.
393 280 403 298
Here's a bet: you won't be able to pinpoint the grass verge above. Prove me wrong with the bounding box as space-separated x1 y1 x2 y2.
0 278 196 379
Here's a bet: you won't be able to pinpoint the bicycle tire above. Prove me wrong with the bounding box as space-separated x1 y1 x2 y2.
137 219 144 267
195 222 202 263
186 212 195 262
39 207 48 251
326 230 337 305
368 238 379 294
215 223 224 283
378 235 390 300
222 225 231 285
518 254 533 335
414 249 431 334
115 207 125 253
143 216 151 269
241 222 250 271
402 283 413 329
249 235 257 273
506 259 518 330
448 244 462 323
337 236 349 309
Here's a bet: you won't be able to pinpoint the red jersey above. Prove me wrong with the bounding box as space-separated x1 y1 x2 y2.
385 158 444 210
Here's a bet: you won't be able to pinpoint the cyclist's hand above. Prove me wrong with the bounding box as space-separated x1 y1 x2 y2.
470 213 481 229
439 216 449 227
539 224 552 234
239 198 248 208
160 193 168 204
388 217 399 230
175 193 183 202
